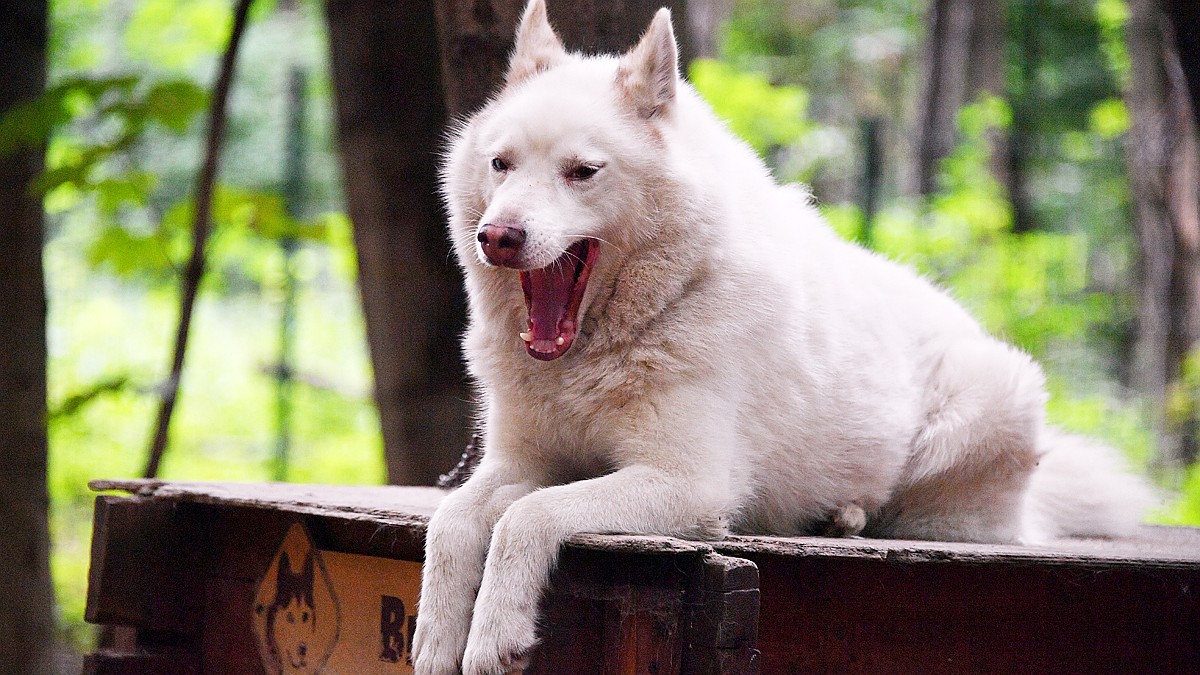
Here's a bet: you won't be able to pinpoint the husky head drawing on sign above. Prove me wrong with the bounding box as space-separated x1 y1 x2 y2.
265 550 319 673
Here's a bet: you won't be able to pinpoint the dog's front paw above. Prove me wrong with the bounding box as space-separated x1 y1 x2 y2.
460 602 538 675
462 647 531 675
412 618 469 675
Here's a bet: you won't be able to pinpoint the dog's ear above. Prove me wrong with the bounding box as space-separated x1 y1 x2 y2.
506 0 567 87
617 8 679 118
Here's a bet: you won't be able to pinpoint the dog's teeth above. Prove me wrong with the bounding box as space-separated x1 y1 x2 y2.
556 336 565 346
519 332 532 342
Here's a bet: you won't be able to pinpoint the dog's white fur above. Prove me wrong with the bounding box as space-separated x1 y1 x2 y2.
412 3 1155 673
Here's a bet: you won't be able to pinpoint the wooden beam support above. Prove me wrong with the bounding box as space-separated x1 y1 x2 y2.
85 496 203 635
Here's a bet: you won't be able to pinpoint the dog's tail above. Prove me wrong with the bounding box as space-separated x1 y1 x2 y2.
1023 428 1158 541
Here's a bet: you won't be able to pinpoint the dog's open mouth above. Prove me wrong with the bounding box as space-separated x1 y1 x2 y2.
519 239 598 360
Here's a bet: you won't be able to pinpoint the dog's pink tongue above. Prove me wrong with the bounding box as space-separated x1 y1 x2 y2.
521 265 575 355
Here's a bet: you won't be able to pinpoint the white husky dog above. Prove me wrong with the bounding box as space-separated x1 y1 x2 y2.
412 2 1154 673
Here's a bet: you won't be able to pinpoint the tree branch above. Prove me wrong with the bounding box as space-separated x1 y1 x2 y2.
143 0 255 478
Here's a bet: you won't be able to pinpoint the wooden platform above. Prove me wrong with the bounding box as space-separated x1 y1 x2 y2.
84 480 1200 674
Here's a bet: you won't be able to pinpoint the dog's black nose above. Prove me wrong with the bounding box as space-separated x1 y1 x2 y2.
477 223 527 266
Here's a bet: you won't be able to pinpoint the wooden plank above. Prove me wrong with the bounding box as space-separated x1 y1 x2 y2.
681 554 761 674
90 479 444 524
687 555 759 651
742 552 1200 674
85 495 202 634
530 546 703 674
203 577 266 675
717 526 1200 568
198 506 299 582
82 650 200 675
607 587 683 675
195 505 428 586
311 513 426 563
92 480 1200 568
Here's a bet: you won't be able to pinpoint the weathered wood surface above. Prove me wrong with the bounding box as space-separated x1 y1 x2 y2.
86 480 760 674
85 496 201 632
720 527 1200 568
82 650 200 675
88 479 712 555
90 478 445 522
86 480 1200 674
742 548 1200 674
91 478 1200 565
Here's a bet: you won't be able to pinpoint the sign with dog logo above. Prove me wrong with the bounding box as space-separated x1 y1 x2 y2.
254 523 422 673
253 524 341 674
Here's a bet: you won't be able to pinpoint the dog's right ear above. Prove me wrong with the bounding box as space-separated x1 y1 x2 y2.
506 0 567 87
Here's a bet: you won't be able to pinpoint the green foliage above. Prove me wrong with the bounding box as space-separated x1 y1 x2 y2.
867 98 1124 390
1045 375 1155 468
40 0 359 652
716 0 924 195
1007 0 1132 242
123 0 233 69
83 183 336 287
1094 0 1132 88
689 58 811 158
47 214 380 651
1167 349 1200 442
1161 461 1200 525
688 58 837 182
1089 98 1130 138
0 74 208 215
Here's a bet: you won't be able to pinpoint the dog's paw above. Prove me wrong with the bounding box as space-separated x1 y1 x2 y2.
462 643 532 675
460 603 538 675
822 503 867 537
412 652 461 675
411 619 469 675
462 646 531 675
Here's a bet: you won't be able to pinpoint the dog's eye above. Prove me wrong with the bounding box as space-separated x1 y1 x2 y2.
566 164 600 181
491 157 508 172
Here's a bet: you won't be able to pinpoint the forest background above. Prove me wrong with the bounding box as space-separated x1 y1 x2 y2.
1 0 1198 670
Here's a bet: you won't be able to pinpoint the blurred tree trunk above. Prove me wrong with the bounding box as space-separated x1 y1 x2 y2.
1124 0 1200 468
915 0 1006 196
435 0 694 118
324 0 471 485
1006 0 1040 233
686 0 733 59
1165 1 1200 133
0 1 57 672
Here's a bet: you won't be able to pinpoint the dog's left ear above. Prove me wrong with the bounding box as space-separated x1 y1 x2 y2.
506 0 568 87
618 8 679 118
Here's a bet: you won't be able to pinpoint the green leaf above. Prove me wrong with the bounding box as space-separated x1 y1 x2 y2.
85 223 183 280
143 79 208 133
1089 99 1130 138
95 172 157 213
